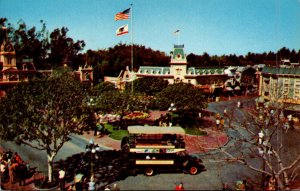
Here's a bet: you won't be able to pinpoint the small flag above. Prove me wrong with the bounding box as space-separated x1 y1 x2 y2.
116 24 129 36
173 30 180 35
115 8 130 20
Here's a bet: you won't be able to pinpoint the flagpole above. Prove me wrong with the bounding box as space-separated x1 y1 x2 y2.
130 3 134 94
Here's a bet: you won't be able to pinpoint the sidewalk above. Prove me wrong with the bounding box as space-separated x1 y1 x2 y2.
1 174 37 191
81 131 120 150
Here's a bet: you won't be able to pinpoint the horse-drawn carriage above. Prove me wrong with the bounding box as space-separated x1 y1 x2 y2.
1 152 36 185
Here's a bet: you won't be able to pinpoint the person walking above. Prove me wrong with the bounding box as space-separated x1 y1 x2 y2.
8 161 17 184
216 118 220 129
175 182 185 190
112 183 120 191
237 101 241 108
13 152 23 164
221 183 233 191
59 167 66 190
87 175 95 191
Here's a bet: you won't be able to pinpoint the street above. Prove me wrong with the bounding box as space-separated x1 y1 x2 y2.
1 134 108 172
1 97 299 190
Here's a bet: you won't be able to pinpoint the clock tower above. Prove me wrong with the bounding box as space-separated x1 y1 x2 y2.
170 44 187 83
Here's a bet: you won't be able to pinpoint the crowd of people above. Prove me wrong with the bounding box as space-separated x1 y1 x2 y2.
0 149 33 186
220 177 277 191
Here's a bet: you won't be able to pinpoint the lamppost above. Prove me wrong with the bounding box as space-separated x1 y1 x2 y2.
258 129 269 190
168 103 177 127
86 139 99 181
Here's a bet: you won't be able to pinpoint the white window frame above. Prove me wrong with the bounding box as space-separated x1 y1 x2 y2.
294 79 300 99
283 78 289 96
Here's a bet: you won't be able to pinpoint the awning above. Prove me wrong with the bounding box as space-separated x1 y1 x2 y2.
128 126 185 135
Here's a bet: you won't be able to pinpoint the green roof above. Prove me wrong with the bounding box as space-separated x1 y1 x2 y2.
139 66 170 75
262 66 300 76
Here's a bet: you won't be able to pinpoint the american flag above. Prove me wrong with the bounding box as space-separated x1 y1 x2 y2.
115 8 130 21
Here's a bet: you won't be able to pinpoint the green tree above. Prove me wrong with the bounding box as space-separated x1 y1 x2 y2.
92 81 117 94
92 90 148 129
154 83 207 127
94 90 145 114
48 27 85 68
0 69 91 182
126 77 169 96
85 43 170 82
154 83 206 111
1 18 85 70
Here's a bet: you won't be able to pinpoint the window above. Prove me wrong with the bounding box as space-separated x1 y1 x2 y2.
283 79 289 96
294 80 300 99
272 78 278 98
263 77 270 96
85 72 90 80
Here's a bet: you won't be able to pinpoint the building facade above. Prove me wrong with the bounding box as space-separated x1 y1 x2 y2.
0 28 93 96
107 44 259 97
259 65 300 108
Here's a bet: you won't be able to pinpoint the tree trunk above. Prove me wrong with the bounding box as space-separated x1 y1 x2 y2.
283 171 289 188
275 174 283 190
47 152 56 182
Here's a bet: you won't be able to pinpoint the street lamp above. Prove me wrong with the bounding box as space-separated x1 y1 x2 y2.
86 139 99 180
168 103 177 127
258 136 273 190
91 147 96 177
258 130 266 190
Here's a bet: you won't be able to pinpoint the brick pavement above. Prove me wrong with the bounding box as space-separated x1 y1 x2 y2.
81 129 228 154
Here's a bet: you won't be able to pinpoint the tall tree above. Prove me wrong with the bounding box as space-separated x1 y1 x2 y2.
7 19 50 69
48 27 85 68
127 77 169 96
0 68 91 182
153 83 207 127
218 98 300 190
1 18 86 69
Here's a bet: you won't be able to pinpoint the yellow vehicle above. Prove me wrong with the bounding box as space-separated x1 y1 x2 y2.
120 126 205 176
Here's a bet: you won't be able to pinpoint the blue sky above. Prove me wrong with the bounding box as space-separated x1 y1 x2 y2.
1 0 300 56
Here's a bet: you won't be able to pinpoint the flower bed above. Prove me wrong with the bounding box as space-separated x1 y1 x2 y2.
123 111 149 120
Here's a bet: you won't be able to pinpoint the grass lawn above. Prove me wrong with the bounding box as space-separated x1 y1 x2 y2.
184 127 208 136
105 124 128 140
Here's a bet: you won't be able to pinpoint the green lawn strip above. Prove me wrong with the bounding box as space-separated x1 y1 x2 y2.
184 127 208 136
105 124 128 140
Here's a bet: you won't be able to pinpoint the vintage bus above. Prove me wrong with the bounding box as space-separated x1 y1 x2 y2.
120 125 205 176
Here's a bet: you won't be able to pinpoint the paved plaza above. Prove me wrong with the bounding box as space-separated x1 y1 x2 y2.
1 120 229 191
2 97 300 190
